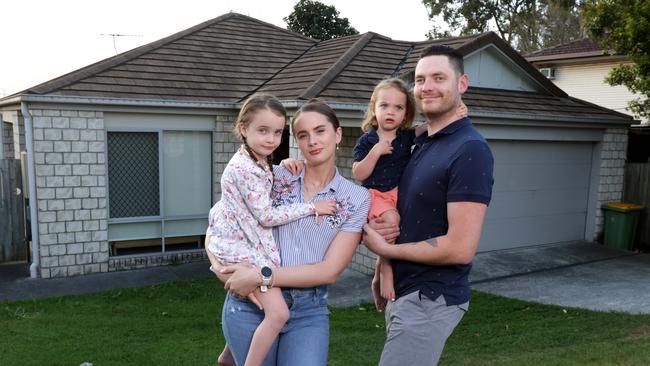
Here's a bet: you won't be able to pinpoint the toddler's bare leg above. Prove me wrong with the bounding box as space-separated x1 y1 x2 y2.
377 209 400 301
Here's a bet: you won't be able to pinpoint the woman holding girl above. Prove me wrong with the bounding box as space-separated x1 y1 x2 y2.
207 97 370 366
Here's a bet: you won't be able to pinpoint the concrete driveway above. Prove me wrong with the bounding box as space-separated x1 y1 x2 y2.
471 241 650 314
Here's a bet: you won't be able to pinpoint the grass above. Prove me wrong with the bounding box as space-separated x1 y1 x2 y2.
1 276 649 366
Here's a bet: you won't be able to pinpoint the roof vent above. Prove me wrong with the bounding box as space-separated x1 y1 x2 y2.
539 67 556 80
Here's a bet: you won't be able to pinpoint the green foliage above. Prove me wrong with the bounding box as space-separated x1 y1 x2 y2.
284 0 359 40
582 0 650 120
422 0 582 53
2 279 650 365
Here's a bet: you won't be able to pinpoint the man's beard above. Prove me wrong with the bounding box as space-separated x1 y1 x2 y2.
420 98 457 120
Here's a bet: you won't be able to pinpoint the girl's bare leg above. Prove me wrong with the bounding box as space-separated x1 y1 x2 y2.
244 287 289 366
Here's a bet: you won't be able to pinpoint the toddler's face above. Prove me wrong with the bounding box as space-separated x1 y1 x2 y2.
374 87 407 132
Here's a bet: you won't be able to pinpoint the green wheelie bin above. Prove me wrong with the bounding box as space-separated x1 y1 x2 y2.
602 202 645 250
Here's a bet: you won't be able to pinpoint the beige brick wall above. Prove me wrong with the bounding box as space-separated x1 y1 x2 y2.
594 128 628 241
213 114 238 203
31 109 109 278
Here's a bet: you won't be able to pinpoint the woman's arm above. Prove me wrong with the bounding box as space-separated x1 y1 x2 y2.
205 236 263 308
222 231 362 296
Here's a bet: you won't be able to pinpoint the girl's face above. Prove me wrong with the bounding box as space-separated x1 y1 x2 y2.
293 111 342 167
240 108 286 161
374 87 407 132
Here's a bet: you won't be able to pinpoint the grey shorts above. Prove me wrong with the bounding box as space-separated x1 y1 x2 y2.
379 291 468 366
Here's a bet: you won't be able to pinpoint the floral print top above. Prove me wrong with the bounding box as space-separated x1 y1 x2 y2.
206 146 315 267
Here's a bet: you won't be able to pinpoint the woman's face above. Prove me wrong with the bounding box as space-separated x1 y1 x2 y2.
293 111 342 167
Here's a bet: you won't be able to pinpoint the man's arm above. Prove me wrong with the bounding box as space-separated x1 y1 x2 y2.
363 201 487 265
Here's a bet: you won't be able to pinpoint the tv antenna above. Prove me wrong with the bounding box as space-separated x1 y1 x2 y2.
101 33 143 54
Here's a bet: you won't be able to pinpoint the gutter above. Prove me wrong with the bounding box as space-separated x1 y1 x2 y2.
3 95 632 126
20 102 40 278
1 94 240 109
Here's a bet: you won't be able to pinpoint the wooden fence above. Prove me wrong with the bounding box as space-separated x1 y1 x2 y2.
0 159 26 262
623 163 650 246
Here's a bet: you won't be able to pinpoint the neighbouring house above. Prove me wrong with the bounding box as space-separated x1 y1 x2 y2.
525 37 647 125
0 13 634 279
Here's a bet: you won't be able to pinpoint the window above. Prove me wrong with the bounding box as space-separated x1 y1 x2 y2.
107 126 211 256
107 132 159 218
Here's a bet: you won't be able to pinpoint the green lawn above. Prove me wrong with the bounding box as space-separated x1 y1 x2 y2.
1 276 649 366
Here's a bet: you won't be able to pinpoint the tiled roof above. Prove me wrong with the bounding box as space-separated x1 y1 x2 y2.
465 87 631 122
525 38 603 58
19 13 317 102
4 13 630 123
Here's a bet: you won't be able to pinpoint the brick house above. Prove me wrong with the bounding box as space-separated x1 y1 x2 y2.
0 13 633 278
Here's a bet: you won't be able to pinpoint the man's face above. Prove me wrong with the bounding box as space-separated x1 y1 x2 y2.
413 55 467 119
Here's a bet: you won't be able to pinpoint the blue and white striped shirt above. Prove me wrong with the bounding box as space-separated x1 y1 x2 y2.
271 165 370 266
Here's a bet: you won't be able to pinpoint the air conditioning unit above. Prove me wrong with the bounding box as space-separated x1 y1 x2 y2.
539 67 556 79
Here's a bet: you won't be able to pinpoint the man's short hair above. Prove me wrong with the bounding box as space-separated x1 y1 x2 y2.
419 45 464 76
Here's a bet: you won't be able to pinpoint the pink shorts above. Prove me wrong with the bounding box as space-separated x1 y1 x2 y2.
368 187 398 220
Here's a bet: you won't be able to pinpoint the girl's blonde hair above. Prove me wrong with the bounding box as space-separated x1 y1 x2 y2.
361 78 415 133
233 93 287 167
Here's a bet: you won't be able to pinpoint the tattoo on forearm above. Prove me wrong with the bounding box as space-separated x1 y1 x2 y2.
425 238 438 247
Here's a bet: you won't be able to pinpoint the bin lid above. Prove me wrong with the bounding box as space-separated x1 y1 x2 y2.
602 202 645 211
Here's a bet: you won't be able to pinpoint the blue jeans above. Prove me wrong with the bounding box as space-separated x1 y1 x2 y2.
222 286 330 366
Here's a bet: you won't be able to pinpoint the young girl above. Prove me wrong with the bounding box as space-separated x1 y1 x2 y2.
352 78 467 304
352 78 416 304
206 94 336 366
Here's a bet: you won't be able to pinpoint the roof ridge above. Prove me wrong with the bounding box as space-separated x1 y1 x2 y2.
233 12 317 42
238 42 318 102
392 45 415 76
25 13 242 95
299 33 375 100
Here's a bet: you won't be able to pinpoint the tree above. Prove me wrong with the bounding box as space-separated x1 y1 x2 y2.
422 0 583 53
582 0 650 121
284 0 358 40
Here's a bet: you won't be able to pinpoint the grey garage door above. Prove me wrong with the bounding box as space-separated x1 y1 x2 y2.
479 140 594 252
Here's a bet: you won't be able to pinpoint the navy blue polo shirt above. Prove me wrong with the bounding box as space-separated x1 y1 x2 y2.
353 127 415 192
393 117 494 305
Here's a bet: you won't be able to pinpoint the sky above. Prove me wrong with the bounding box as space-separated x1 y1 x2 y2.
0 0 435 97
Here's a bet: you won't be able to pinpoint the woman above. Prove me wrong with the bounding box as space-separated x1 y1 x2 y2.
207 99 371 366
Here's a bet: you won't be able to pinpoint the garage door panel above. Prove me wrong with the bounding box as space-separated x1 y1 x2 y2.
479 140 594 251
488 188 588 219
480 212 587 251
493 163 591 191
491 141 593 164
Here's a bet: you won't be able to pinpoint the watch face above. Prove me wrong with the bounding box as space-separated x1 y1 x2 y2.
261 266 273 277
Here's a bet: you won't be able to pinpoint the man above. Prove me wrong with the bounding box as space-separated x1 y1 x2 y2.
363 45 494 365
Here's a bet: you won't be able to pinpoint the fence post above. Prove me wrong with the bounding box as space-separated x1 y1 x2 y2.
623 163 650 246
0 159 26 262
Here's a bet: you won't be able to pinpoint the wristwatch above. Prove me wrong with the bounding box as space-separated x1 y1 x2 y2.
260 266 273 292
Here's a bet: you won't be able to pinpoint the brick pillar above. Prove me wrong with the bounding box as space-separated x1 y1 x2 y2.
32 109 108 278
594 128 628 240
213 114 238 202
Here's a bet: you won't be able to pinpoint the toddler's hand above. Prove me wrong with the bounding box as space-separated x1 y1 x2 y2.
313 199 337 215
372 138 393 156
281 158 305 176
456 101 468 118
